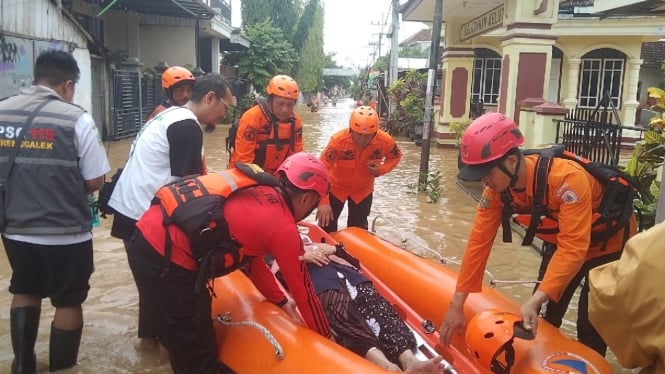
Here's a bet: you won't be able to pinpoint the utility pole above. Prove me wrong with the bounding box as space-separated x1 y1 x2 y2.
389 0 399 87
387 0 400 114
418 0 443 183
371 18 385 61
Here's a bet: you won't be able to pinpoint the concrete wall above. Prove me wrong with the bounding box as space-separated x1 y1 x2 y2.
0 0 91 112
639 66 664 100
139 25 197 69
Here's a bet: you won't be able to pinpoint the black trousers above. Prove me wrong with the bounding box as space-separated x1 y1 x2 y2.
323 194 373 233
537 243 622 356
127 233 234 374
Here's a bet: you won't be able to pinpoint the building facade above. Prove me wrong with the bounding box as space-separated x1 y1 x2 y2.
402 0 665 146
1 0 249 139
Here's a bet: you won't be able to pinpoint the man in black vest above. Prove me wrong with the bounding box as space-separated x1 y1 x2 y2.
0 50 110 373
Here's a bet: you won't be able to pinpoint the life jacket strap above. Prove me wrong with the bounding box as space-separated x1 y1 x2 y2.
500 191 513 243
522 154 553 246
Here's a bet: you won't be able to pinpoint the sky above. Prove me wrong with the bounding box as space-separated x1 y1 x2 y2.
321 0 428 68
231 0 428 69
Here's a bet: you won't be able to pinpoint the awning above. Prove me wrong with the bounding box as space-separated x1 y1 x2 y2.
105 0 216 19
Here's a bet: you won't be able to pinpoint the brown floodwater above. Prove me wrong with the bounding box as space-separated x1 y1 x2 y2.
0 98 628 373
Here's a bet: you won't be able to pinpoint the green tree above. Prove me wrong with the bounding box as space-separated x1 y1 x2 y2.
239 0 325 95
386 70 427 136
292 0 319 53
241 0 300 42
223 21 298 90
399 43 427 58
295 1 324 93
372 56 389 72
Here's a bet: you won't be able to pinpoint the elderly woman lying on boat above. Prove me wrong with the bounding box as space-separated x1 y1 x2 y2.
273 243 444 373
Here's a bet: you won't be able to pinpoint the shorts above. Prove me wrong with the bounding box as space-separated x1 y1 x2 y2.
2 236 94 307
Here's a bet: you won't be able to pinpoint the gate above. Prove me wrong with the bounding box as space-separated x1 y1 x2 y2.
553 92 628 165
107 68 164 140
108 68 142 140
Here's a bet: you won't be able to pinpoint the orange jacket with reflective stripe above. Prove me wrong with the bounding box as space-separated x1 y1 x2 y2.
456 155 636 302
229 104 303 174
320 128 402 204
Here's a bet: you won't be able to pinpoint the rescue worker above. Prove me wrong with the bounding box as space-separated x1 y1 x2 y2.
229 74 303 174
126 152 332 373
109 73 234 345
589 222 665 373
316 106 402 232
146 66 196 121
0 49 110 372
438 112 636 356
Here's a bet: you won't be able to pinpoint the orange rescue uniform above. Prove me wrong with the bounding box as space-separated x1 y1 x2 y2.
229 104 303 174
456 155 636 302
320 128 402 204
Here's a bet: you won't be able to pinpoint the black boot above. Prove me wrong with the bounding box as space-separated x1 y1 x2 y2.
49 324 82 372
10 306 41 374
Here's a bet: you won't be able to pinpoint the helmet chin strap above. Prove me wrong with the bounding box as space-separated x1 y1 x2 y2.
497 155 521 188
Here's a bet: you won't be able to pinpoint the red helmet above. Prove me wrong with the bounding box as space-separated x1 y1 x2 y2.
266 75 299 99
349 106 379 134
465 310 530 373
459 112 524 181
162 66 195 90
277 152 330 198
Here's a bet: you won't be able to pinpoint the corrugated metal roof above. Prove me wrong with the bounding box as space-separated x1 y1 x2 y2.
109 0 216 19
641 41 665 67
402 29 431 44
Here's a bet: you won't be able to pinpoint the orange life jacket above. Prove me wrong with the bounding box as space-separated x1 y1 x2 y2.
152 163 281 290
503 145 637 249
227 98 302 173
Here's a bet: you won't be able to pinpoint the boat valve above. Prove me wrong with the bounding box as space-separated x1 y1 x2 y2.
421 319 436 334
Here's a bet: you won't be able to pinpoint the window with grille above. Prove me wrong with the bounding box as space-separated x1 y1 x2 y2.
577 58 624 108
471 57 501 104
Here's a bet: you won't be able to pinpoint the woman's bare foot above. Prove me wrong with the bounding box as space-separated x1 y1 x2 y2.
365 347 401 372
404 356 444 374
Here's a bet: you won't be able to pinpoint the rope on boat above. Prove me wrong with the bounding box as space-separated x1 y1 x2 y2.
370 214 540 288
214 312 285 360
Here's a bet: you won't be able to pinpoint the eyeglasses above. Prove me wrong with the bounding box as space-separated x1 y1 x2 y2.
218 95 237 110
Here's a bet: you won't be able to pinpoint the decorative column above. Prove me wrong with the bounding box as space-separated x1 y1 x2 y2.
562 58 581 110
622 58 643 125
433 47 475 147
499 35 556 123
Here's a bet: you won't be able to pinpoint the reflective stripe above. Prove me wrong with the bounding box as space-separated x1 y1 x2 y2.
15 158 78 167
220 171 239 192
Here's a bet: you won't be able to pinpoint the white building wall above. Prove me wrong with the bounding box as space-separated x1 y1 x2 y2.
72 48 92 112
639 67 664 101
0 0 91 100
139 25 197 69
0 0 86 46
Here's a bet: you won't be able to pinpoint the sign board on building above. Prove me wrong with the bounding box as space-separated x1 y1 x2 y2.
459 5 505 42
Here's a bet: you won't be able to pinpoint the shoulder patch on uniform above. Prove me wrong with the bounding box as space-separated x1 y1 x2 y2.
479 193 492 209
559 189 579 204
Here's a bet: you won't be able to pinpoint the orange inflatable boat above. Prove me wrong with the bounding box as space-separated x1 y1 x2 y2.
211 223 612 373
327 226 614 374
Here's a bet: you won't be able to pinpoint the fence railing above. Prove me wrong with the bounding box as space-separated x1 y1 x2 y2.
553 117 646 166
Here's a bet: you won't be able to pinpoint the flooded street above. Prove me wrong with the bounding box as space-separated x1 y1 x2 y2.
0 98 627 373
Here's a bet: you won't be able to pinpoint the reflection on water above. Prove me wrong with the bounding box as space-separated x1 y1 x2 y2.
0 98 626 372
